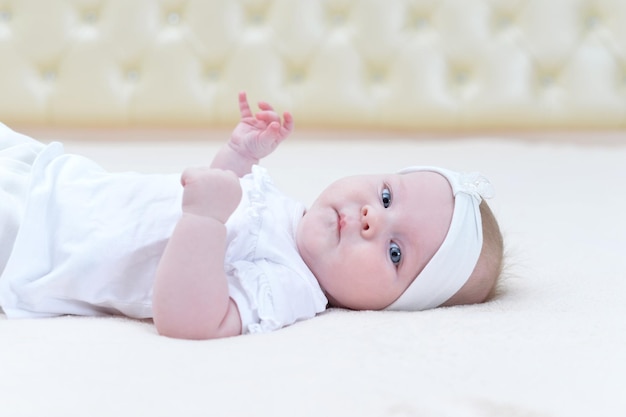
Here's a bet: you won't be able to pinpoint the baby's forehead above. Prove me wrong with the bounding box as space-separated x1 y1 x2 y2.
398 170 454 194
343 171 453 195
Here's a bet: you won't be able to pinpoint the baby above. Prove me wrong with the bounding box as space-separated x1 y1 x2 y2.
0 92 503 340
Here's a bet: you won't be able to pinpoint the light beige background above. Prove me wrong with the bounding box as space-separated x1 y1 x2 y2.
1 0 625 129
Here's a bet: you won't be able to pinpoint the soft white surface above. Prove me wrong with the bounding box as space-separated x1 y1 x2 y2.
1 131 625 417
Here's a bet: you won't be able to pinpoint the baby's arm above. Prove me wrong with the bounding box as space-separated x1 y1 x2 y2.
210 91 293 177
153 168 242 340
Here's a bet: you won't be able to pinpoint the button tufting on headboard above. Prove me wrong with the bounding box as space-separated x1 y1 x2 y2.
0 0 625 129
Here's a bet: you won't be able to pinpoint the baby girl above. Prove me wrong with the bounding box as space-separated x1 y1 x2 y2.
0 92 503 340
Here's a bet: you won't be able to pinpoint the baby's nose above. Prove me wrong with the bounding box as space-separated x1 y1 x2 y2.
360 205 376 236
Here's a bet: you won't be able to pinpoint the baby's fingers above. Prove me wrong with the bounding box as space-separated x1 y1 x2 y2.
255 110 281 125
257 101 275 112
281 111 294 135
180 166 206 186
238 91 253 118
268 121 281 135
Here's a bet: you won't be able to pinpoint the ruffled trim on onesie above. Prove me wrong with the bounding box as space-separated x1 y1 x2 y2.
224 166 327 334
226 167 280 333
226 261 281 334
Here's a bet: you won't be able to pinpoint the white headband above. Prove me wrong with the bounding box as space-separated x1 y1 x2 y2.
385 166 495 311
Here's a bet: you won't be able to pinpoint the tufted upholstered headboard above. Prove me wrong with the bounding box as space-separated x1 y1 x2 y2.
1 0 625 129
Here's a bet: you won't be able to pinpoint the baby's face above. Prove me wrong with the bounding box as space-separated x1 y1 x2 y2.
296 171 454 310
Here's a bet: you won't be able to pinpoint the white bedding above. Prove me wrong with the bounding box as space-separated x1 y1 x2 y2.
1 129 625 417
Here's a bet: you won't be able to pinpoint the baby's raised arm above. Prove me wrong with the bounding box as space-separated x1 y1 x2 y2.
153 168 242 340
211 91 293 177
152 92 292 339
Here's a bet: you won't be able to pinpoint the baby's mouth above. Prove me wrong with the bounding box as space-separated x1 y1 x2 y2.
336 210 346 241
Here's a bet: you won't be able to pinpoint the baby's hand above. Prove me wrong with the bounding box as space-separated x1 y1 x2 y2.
229 91 294 163
180 168 242 223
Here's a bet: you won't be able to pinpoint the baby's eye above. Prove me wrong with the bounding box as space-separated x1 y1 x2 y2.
389 242 402 265
381 187 392 208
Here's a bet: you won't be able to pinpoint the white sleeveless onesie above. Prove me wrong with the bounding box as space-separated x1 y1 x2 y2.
0 124 327 334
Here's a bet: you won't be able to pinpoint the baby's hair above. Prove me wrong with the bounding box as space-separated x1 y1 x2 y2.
443 200 504 307
478 201 504 301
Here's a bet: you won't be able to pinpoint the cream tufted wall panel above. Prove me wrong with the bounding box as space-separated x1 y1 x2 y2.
1 0 626 129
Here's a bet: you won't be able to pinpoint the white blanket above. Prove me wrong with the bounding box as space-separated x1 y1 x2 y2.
1 130 625 417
